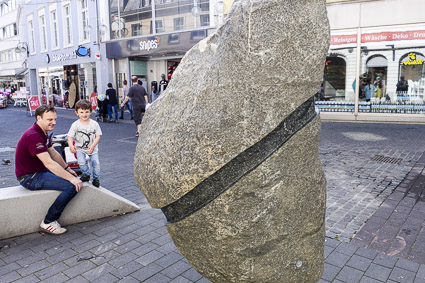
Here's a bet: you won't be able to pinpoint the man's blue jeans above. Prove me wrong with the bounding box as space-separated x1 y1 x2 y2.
108 104 118 120
76 151 100 179
121 100 133 117
19 171 77 223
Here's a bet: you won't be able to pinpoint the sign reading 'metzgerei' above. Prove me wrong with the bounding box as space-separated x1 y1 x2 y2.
52 51 77 62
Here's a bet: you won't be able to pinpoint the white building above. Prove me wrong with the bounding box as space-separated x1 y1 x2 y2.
0 0 26 91
19 0 103 107
320 0 425 122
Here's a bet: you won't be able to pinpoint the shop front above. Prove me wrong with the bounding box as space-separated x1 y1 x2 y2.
316 26 425 121
105 28 213 100
27 47 97 108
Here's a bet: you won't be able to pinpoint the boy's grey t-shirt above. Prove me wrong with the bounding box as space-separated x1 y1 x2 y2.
67 119 102 155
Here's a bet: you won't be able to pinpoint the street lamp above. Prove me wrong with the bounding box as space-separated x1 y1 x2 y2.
191 0 202 28
15 42 29 56
215 0 226 25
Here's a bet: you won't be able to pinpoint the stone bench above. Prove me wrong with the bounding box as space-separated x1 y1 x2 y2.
0 183 140 240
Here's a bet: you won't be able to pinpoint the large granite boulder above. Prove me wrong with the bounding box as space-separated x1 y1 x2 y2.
135 0 329 282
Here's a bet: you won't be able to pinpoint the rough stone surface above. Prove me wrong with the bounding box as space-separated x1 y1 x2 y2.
134 0 329 282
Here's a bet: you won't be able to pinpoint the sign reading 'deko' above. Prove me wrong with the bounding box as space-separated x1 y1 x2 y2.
331 29 425 45
140 38 160 51
53 51 77 62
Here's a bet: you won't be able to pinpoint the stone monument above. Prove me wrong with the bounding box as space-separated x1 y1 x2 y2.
134 0 329 282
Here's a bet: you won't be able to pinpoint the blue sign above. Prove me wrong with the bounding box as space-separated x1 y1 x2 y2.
76 46 90 57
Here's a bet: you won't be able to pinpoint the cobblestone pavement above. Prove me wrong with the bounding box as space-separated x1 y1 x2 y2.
352 153 425 265
2 106 425 282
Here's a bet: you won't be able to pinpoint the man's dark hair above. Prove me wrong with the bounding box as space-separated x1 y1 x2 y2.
75 100 92 112
107 83 112 88
138 79 143 85
35 105 56 119
131 76 138 83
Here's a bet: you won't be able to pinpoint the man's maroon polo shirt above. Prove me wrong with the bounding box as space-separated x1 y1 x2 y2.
15 122 52 177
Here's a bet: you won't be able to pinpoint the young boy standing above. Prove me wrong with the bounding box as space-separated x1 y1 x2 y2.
68 100 102 187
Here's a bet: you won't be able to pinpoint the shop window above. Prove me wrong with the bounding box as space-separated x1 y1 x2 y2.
173 17 184 31
323 56 346 101
366 55 387 97
399 52 425 83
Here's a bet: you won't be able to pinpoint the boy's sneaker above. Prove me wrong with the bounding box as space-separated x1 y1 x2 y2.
80 174 90 182
40 220 67 235
92 178 100 188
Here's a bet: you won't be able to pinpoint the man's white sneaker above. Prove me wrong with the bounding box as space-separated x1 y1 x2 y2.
40 220 67 235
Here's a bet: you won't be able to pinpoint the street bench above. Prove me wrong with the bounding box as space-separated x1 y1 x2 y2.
0 183 140 240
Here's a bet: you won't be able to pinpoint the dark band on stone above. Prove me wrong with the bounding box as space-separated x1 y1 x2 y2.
162 97 317 224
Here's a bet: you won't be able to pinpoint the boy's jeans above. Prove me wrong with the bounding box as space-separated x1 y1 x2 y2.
76 151 100 179
19 171 77 223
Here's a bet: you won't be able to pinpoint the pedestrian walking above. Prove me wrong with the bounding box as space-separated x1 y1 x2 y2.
121 76 149 137
120 80 133 119
106 83 118 122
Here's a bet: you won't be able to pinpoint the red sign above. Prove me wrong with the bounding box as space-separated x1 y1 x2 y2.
28 96 41 111
331 30 425 46
90 92 97 111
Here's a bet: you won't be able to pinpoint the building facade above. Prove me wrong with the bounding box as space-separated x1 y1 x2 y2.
19 0 102 107
320 0 425 122
97 0 232 99
0 0 26 91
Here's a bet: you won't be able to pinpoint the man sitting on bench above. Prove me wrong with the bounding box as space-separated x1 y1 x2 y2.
15 105 83 235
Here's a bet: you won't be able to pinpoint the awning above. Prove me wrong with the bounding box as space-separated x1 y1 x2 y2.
15 68 28 77
367 56 388 68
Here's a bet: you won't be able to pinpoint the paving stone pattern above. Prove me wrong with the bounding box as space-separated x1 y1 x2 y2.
321 144 422 243
2 107 425 282
352 153 425 264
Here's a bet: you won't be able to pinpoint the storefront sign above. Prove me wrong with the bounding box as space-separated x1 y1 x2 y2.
140 38 160 51
331 30 425 45
402 53 424 65
28 96 40 111
52 51 77 62
106 28 211 59
76 46 90 57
